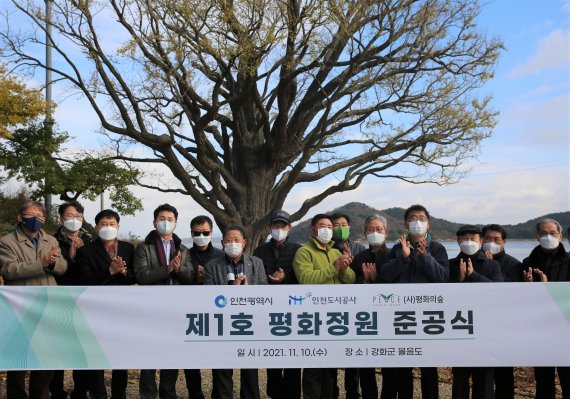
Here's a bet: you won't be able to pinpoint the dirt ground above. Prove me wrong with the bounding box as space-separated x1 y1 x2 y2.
0 367 563 398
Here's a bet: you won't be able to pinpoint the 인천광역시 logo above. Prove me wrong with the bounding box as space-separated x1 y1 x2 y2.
214 295 228 308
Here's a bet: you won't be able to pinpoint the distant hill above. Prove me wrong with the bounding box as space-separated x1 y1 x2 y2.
288 202 570 244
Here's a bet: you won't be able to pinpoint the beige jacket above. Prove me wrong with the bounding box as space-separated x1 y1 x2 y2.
0 226 67 286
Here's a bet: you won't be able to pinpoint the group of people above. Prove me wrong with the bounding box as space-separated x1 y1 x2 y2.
0 200 568 399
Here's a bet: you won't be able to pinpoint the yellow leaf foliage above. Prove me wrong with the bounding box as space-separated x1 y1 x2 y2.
0 64 47 139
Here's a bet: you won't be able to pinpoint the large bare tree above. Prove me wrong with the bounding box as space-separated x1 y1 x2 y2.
1 0 502 246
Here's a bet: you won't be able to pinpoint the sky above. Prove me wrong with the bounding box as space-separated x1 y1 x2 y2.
1 0 569 239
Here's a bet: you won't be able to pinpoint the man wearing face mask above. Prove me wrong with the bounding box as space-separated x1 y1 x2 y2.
378 204 448 399
293 213 355 399
0 200 67 399
349 214 391 399
205 225 267 399
76 209 135 399
189 215 224 285
134 204 196 399
253 210 301 399
481 224 522 399
51 201 93 399
330 213 366 399
522 218 569 399
331 213 366 257
449 225 502 399
185 215 222 398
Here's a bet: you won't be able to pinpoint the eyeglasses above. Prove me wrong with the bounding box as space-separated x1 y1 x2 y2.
192 231 211 237
366 227 386 233
407 216 428 222
64 213 84 220
22 213 46 222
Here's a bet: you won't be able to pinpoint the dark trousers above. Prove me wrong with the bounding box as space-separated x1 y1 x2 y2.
380 368 413 399
302 368 335 399
266 368 301 399
211 369 260 399
7 370 54 399
452 367 494 399
344 368 361 399
494 367 514 399
183 369 205 399
357 368 378 399
70 370 105 399
534 366 570 399
420 367 439 399
49 370 68 399
139 369 179 399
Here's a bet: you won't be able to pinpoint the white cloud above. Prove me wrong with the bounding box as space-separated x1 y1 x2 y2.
508 29 570 78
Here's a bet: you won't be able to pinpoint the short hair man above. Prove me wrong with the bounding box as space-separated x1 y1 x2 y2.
189 215 224 284
134 204 197 399
51 201 93 399
205 226 267 399
522 218 569 398
76 209 135 399
0 200 67 398
481 223 523 399
186 214 223 397
449 225 502 399
293 214 355 399
350 214 391 399
378 204 449 399
331 212 366 257
253 210 301 399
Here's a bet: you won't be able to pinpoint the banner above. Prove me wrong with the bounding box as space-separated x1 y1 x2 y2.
0 283 568 370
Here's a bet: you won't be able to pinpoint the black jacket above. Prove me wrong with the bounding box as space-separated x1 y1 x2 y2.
379 234 449 283
253 238 301 284
493 251 523 282
449 250 503 282
188 242 224 284
523 243 569 282
76 238 135 285
53 226 93 285
351 245 390 284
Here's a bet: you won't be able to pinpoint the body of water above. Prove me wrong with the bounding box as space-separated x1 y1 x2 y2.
422 240 543 262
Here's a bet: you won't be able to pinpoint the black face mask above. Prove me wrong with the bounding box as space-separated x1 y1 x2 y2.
22 216 44 232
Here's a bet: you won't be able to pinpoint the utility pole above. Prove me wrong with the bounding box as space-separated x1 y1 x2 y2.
44 0 54 219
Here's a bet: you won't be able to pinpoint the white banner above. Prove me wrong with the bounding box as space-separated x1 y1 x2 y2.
0 283 568 370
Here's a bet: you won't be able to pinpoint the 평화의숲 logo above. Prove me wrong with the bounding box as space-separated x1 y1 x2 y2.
372 293 401 306
214 295 228 308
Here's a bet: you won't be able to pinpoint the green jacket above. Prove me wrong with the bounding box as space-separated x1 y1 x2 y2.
293 237 355 284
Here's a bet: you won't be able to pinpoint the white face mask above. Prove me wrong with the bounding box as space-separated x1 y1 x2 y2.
315 227 333 244
98 226 118 241
63 218 82 232
155 220 175 236
482 242 501 255
367 232 386 246
459 240 480 256
193 234 211 247
409 220 428 236
539 235 559 250
224 242 243 258
271 228 288 242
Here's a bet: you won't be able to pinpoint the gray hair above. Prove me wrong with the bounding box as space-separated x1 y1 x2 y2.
364 214 387 232
19 200 46 217
536 218 562 234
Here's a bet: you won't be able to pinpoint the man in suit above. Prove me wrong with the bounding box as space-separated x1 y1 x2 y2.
0 200 67 399
75 209 135 399
204 225 267 399
134 203 197 399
